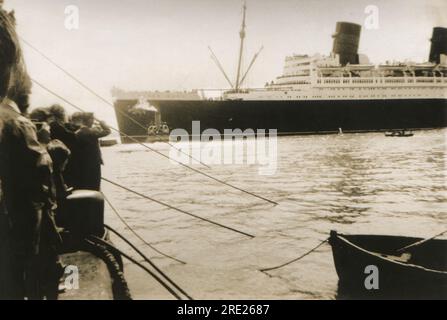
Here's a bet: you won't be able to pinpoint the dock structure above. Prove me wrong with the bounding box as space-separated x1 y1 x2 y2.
59 252 114 300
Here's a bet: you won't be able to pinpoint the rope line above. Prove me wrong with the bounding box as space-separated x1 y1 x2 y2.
82 237 132 300
31 78 278 206
86 236 187 300
20 37 209 169
102 176 255 239
396 229 447 252
104 224 193 300
103 194 186 264
260 238 329 273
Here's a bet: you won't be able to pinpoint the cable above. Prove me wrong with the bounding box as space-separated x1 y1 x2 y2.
86 236 186 300
102 176 255 239
104 224 193 300
103 194 186 264
396 229 447 252
260 238 329 273
82 237 132 300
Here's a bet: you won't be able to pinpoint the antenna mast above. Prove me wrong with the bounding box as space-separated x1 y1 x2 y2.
235 2 247 91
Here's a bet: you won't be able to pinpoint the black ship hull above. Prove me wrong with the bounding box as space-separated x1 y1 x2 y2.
114 99 447 143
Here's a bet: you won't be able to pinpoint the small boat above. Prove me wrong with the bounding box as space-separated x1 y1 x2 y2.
385 129 414 137
329 230 447 299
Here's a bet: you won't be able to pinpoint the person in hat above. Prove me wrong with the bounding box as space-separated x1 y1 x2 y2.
75 112 111 191
29 107 51 145
47 104 80 188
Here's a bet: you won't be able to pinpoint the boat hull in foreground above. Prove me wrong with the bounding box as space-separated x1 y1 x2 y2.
329 230 447 299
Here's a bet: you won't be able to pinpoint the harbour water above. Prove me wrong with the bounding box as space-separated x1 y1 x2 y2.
101 129 446 299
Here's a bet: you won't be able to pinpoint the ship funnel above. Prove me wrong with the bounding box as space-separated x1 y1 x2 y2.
332 22 362 66
429 27 447 64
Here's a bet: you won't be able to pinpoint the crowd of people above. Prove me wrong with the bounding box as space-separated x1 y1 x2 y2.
0 101 111 300
30 105 111 191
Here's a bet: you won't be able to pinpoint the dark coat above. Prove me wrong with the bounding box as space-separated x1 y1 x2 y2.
49 121 79 188
75 122 111 191
0 101 60 299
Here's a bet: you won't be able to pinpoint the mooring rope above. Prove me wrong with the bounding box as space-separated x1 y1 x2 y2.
20 37 210 169
86 236 189 300
103 193 186 264
82 237 132 300
396 229 447 252
30 78 278 206
102 176 255 238
260 238 329 273
104 224 193 300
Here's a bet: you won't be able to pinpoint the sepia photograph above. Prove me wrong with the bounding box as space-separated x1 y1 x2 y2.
0 0 446 309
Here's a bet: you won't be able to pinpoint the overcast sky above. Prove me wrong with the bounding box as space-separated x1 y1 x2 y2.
4 0 447 123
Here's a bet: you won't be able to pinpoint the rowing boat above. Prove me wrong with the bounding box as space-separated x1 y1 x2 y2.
329 230 447 299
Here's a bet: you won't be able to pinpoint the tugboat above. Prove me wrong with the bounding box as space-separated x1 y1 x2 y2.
147 121 171 143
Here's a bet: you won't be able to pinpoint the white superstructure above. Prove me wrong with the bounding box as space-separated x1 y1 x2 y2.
224 53 447 101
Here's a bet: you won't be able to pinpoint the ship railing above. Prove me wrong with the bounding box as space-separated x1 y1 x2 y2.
204 75 447 100
312 75 447 86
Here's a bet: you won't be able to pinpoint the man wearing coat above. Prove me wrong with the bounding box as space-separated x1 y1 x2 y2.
0 98 61 299
75 113 111 191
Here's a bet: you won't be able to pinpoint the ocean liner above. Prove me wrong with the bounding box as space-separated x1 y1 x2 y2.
113 5 447 143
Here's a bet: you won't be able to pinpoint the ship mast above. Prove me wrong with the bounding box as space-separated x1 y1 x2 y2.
235 2 247 91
